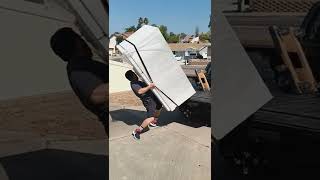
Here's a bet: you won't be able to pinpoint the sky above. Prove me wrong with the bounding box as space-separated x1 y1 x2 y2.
109 0 211 35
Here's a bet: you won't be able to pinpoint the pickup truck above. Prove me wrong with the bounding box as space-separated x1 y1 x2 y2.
179 62 211 125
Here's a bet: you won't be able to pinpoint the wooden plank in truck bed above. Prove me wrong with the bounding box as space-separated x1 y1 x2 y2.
253 94 320 132
261 94 320 119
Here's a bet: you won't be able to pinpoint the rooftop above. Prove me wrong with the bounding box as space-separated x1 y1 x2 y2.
169 43 211 51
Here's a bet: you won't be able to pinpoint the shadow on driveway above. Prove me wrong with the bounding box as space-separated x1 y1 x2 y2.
110 108 210 128
0 149 107 180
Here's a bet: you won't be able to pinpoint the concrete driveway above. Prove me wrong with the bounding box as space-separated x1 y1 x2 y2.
109 105 211 180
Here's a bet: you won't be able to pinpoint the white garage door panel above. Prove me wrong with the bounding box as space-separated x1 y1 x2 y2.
0 8 75 100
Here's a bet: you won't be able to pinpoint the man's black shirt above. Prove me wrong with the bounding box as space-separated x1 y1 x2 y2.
66 57 108 123
130 81 153 105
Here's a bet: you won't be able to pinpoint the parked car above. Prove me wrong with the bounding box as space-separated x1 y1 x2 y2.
174 55 182 61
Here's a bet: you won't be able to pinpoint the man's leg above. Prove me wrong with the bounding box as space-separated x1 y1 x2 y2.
132 98 162 139
154 110 161 119
132 104 155 139
149 109 161 127
150 98 163 126
102 121 108 137
132 116 154 140
141 117 155 128
99 112 108 137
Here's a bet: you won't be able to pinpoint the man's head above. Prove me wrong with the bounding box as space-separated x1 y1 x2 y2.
125 70 138 82
50 27 93 62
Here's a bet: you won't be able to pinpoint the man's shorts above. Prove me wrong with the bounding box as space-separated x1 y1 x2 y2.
143 96 163 118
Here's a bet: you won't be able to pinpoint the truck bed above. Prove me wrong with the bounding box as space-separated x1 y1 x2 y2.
189 91 212 104
180 65 212 104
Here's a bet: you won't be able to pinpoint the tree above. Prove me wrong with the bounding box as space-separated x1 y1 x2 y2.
138 17 144 24
167 32 179 43
125 25 136 32
113 31 120 35
143 17 149 25
179 33 187 40
159 25 168 40
207 30 211 42
123 19 187 43
195 26 199 37
137 17 144 29
116 35 124 44
199 31 211 42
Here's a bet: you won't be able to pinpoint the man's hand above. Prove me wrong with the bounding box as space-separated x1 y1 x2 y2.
149 83 156 89
137 83 156 94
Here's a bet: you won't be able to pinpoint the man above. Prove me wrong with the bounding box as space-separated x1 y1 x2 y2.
125 70 162 140
50 27 108 136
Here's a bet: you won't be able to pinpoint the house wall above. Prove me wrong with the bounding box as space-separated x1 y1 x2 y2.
199 46 208 58
109 48 113 56
109 36 117 48
109 36 117 56
109 60 133 93
0 0 76 100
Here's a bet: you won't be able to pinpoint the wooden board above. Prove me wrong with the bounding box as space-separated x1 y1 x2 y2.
261 94 320 119
195 70 211 91
269 26 318 93
253 110 320 133
252 93 320 133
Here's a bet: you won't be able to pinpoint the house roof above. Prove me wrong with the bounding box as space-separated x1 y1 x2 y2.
121 31 134 38
169 43 210 51
191 37 199 42
182 35 193 42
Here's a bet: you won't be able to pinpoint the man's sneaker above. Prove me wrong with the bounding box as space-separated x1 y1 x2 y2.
132 129 141 140
148 119 158 128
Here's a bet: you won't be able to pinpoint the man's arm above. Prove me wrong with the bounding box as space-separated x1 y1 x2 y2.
90 83 108 105
70 71 107 106
137 83 155 94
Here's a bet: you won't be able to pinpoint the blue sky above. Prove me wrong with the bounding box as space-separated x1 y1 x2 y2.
109 0 211 35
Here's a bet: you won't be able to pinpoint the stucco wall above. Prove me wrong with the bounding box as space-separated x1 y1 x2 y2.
109 60 132 93
0 1 76 100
